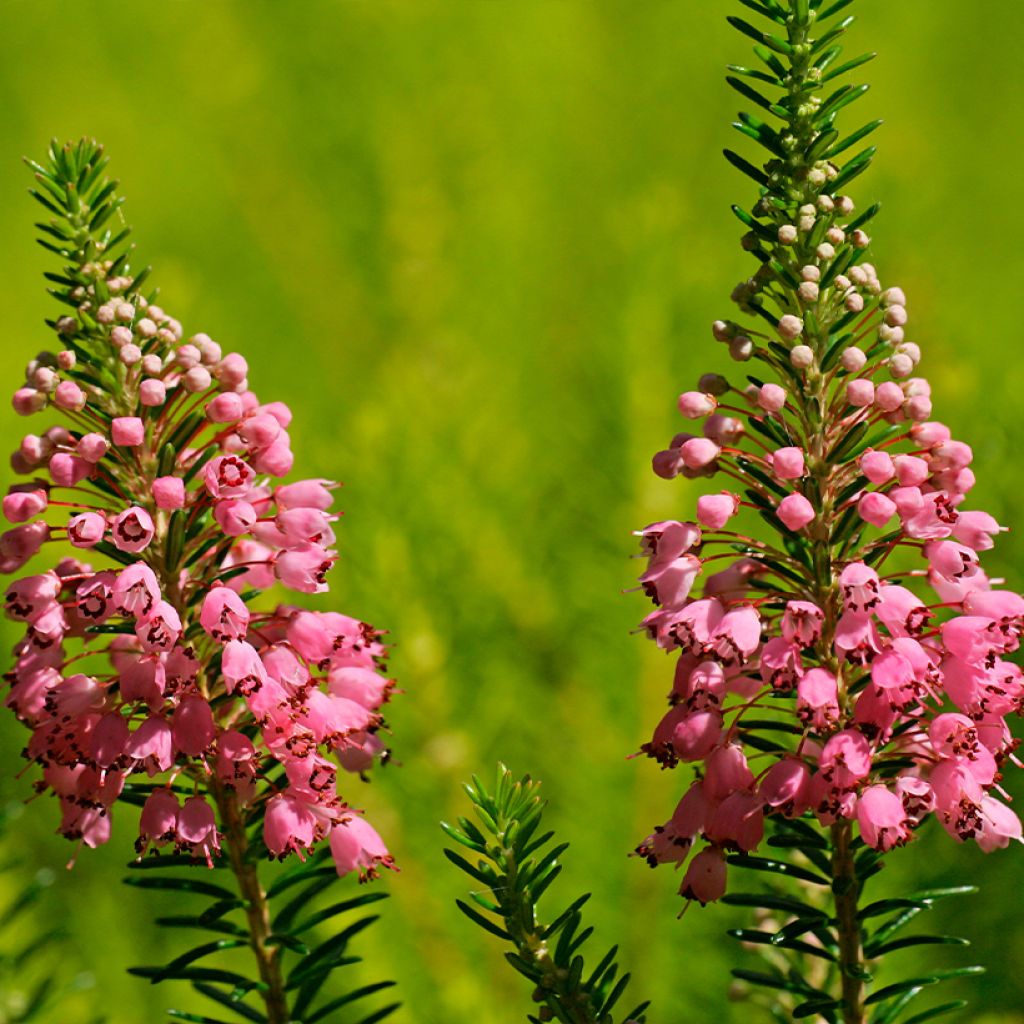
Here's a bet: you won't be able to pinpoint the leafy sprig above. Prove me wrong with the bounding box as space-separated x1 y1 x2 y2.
123 841 398 1024
443 767 650 1024
721 819 982 1023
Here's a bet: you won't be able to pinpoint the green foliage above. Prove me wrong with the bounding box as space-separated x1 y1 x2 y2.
26 138 145 326
1 3 1022 1023
124 845 397 1024
0 808 104 1023
723 819 982 1023
443 767 650 1024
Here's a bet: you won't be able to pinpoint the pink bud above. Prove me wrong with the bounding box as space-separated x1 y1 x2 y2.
275 479 337 511
3 489 47 523
12 388 46 416
120 344 142 366
76 433 109 463
894 455 929 487
772 447 805 480
153 476 186 510
176 344 201 369
859 450 894 484
49 453 92 487
183 366 212 392
680 437 721 470
53 380 86 412
846 379 875 407
111 418 145 447
139 379 166 406
874 381 904 413
216 353 249 388
757 383 786 413
858 492 897 527
696 491 740 530
678 391 717 419
206 393 245 423
777 494 815 531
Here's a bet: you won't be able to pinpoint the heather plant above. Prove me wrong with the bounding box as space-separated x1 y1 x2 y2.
2 140 399 1024
448 2 1022 1022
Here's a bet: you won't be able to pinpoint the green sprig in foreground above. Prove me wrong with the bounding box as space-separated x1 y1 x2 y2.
443 767 651 1024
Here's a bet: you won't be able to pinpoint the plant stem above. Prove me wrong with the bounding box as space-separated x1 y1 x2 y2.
831 820 865 1024
211 779 291 1024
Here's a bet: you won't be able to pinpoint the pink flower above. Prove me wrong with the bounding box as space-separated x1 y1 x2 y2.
200 587 250 642
204 455 255 499
136 601 182 653
0 161 397 877
177 796 221 865
215 499 257 536
856 786 911 851
329 814 395 880
68 512 105 548
759 759 812 817
113 563 161 618
128 717 174 775
112 507 155 553
264 792 318 858
797 668 840 731
781 601 823 645
678 846 726 905
275 543 335 594
137 789 179 854
819 730 872 788
171 696 216 756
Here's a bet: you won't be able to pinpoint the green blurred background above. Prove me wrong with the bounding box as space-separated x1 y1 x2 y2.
0 1 1022 1021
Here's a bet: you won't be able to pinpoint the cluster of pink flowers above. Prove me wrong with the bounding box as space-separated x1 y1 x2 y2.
4 285 396 880
635 198 1023 905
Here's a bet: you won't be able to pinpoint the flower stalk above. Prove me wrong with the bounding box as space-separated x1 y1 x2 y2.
3 138 401 1022
211 779 290 1024
634 0 1019 1019
831 820 865 1024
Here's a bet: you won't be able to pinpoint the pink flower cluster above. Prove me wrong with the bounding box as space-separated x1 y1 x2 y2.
4 291 396 879
636 264 1023 905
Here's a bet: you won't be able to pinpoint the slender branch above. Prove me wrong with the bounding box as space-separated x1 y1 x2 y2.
832 820 866 1024
211 778 290 1024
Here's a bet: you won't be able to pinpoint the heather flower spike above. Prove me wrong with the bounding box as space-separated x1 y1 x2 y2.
5 140 399 1024
634 1 1020 1020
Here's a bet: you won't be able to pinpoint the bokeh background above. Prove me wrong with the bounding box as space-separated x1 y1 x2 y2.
0 1 1021 1021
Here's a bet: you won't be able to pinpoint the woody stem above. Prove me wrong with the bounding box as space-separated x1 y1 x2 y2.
832 819 866 1024
211 779 290 1024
